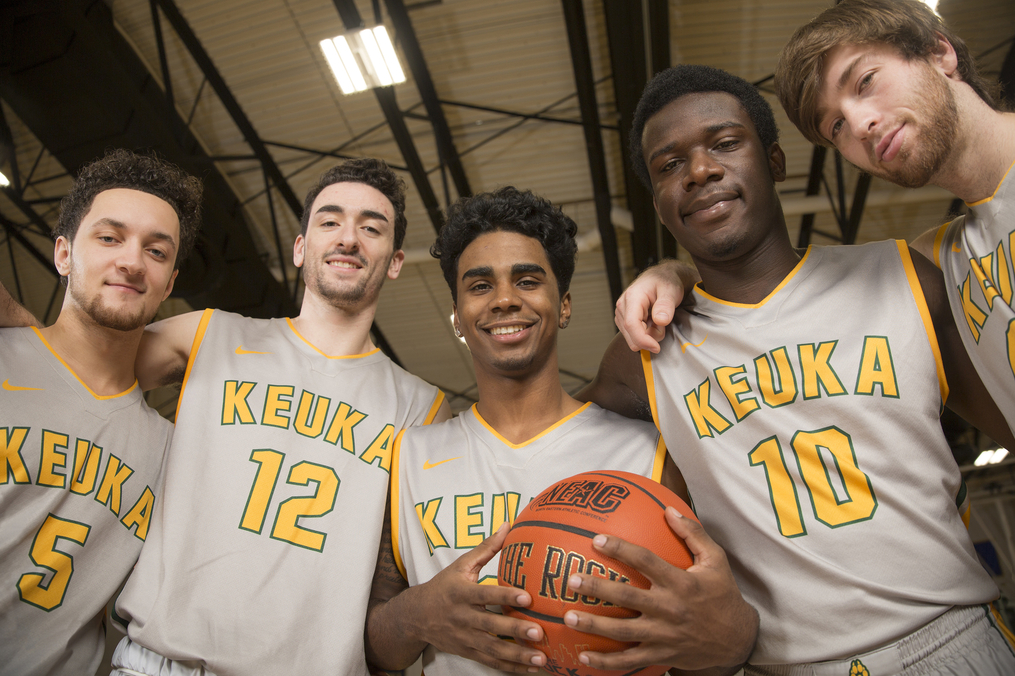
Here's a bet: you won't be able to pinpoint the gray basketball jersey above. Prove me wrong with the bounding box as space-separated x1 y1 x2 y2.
646 241 997 665
0 326 172 676
394 402 666 676
114 309 444 676
936 159 1015 433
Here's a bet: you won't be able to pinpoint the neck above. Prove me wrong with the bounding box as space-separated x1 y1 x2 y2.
290 289 378 356
695 226 801 305
473 351 583 445
40 308 143 396
932 93 1015 202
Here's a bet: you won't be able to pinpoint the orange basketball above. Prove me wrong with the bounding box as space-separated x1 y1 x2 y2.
497 470 697 676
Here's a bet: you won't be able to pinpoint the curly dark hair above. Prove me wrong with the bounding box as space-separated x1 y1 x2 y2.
56 149 202 269
299 158 408 249
431 187 578 303
630 64 779 190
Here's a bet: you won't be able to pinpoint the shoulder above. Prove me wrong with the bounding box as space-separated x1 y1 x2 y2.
581 402 660 439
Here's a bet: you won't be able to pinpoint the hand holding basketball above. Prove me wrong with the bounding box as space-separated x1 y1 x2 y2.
564 508 759 673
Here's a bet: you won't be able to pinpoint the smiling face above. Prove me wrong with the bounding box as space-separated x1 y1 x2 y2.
641 92 786 265
453 230 570 378
294 181 404 310
57 188 180 332
816 41 958 188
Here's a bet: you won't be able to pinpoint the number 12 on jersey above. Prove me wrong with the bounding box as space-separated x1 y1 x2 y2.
748 426 877 537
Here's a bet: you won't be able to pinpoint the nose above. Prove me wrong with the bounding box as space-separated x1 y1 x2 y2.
490 280 521 313
334 223 360 252
682 148 724 191
117 243 146 276
845 101 878 141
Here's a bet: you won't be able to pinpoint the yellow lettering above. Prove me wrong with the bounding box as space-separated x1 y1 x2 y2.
360 424 395 472
683 379 731 439
491 492 521 533
70 439 102 495
799 342 846 399
262 385 294 429
294 391 331 438
39 430 69 488
455 493 484 548
855 336 899 397
222 381 257 425
715 365 759 421
0 427 30 484
95 455 134 516
754 348 797 408
323 402 366 452
121 487 156 540
958 274 987 341
971 257 1001 309
415 498 449 554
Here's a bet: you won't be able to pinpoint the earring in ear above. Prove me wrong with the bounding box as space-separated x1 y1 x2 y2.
454 327 462 338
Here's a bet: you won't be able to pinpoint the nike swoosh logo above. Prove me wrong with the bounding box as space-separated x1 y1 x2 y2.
680 335 708 353
235 346 272 355
424 457 461 470
2 379 43 391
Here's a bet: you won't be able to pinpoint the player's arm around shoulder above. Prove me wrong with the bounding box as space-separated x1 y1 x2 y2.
577 332 653 422
910 226 939 265
135 310 206 391
910 247 1015 448
0 281 43 328
365 483 546 673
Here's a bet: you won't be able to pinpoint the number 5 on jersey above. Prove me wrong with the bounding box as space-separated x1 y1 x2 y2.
18 514 91 611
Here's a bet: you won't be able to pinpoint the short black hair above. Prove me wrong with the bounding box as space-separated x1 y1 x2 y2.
299 158 408 249
630 64 780 189
432 187 578 303
56 149 202 269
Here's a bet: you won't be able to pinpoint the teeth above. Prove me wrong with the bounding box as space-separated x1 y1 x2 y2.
327 261 359 269
490 326 525 335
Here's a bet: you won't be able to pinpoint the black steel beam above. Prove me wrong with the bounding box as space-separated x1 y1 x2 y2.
0 214 56 275
796 146 827 247
602 0 659 272
561 0 623 305
844 172 871 245
647 0 675 260
438 99 617 130
331 0 443 234
383 0 471 198
1000 37 1015 109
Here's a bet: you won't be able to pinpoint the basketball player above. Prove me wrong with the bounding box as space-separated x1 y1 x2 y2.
577 65 1015 673
100 159 448 675
621 1 1015 438
0 149 201 676
364 187 758 675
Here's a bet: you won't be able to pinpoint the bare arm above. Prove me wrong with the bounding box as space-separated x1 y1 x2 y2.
615 259 699 353
0 281 43 328
910 226 938 265
135 310 205 391
911 247 1015 448
576 332 653 422
364 502 546 672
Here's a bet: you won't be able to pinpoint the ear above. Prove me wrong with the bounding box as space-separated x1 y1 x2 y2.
930 33 960 79
452 303 461 335
768 142 787 182
293 234 305 268
162 269 179 302
558 291 572 329
53 236 72 277
387 249 405 280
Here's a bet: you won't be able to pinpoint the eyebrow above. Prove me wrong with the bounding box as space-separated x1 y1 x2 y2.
94 218 177 248
461 262 547 281
314 204 390 223
815 54 866 137
647 121 747 163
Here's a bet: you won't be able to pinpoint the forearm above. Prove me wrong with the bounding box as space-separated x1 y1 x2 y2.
364 588 429 671
0 282 43 328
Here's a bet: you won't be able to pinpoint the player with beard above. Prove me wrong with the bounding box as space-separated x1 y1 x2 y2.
364 186 757 676
580 64 1015 673
88 158 450 676
0 149 200 676
617 0 1015 436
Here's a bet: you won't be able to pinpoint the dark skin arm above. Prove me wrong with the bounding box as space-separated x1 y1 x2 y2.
575 340 759 675
364 494 546 673
911 246 1015 449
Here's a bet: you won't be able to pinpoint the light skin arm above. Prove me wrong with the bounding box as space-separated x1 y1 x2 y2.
0 281 43 328
364 497 546 673
615 260 699 354
911 227 938 264
911 247 1015 449
135 310 205 391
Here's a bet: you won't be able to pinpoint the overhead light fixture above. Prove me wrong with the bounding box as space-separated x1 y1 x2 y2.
974 447 1010 466
922 0 940 15
320 26 406 95
0 171 9 188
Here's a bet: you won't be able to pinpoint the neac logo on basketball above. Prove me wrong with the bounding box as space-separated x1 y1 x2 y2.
529 479 629 515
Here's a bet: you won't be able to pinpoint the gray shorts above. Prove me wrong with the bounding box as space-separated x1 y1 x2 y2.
745 605 1015 676
110 637 218 676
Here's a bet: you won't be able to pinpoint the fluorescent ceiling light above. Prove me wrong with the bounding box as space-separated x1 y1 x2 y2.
922 0 939 15
320 26 406 95
0 171 8 188
974 447 1010 466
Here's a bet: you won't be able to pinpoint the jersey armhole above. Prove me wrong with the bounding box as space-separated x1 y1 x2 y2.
896 241 949 407
640 349 662 433
391 428 408 581
174 308 215 421
651 434 667 483
932 221 951 269
422 389 446 425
